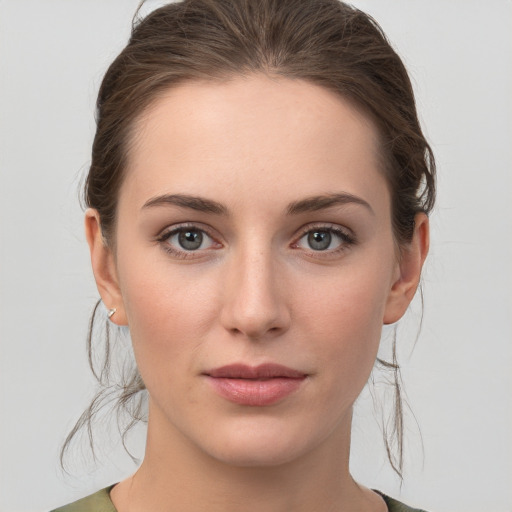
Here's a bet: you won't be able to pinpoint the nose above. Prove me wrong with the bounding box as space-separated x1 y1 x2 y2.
220 247 291 340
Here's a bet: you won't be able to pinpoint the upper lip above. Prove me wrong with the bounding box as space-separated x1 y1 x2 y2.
205 363 306 379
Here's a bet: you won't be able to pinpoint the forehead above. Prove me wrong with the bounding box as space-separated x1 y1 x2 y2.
122 74 388 214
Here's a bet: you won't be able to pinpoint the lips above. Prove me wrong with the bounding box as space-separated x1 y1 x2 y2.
204 363 307 406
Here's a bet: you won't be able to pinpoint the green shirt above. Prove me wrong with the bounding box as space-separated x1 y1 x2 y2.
51 486 428 512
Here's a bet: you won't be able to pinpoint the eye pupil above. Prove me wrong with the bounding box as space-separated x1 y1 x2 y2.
308 231 331 250
178 230 203 250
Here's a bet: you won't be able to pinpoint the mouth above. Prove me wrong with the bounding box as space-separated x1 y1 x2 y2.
203 363 307 406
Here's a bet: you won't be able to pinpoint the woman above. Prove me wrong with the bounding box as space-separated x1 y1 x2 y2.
53 0 434 510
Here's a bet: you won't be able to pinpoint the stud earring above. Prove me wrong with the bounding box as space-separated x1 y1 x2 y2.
107 308 117 319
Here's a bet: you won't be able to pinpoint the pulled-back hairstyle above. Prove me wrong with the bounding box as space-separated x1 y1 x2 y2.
64 0 436 478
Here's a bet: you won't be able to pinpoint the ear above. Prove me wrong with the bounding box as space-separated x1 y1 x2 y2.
85 209 128 325
383 213 430 325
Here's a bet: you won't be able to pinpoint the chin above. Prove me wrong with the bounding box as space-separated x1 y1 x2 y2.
209 441 306 468
198 417 330 468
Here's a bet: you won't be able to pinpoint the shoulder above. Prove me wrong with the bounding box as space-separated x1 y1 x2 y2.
376 491 429 512
50 486 117 512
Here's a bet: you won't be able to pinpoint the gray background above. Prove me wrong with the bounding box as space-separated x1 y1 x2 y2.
1 1 511 511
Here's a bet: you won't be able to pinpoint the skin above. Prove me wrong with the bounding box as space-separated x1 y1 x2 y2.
86 74 429 512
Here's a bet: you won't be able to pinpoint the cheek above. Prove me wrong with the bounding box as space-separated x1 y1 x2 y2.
299 260 392 336
116 253 220 386
294 258 394 389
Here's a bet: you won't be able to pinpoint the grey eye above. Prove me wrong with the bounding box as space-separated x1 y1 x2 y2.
307 230 332 251
178 230 204 250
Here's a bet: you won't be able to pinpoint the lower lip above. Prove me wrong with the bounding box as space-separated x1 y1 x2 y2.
206 377 305 406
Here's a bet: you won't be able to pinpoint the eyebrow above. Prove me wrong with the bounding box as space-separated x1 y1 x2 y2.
142 194 228 215
286 193 374 216
141 192 373 216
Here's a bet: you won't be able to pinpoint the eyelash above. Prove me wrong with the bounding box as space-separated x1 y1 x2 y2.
155 223 356 260
155 223 221 260
292 223 356 256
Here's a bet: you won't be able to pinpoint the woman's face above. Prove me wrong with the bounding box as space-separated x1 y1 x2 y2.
89 75 423 467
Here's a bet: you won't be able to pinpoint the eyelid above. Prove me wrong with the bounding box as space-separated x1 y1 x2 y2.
155 221 214 239
293 222 355 240
154 221 356 259
291 222 357 252
155 222 222 258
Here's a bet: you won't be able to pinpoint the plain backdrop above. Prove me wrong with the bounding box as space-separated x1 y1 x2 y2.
1 1 511 511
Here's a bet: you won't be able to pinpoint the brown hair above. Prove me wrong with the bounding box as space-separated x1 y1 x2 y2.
65 0 436 477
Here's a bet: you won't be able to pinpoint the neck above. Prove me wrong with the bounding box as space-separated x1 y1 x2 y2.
112 403 384 512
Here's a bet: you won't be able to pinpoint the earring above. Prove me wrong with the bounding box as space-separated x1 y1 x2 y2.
107 308 117 319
